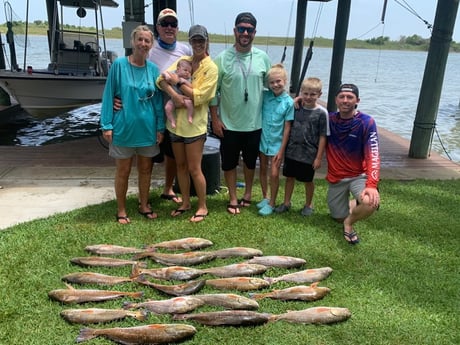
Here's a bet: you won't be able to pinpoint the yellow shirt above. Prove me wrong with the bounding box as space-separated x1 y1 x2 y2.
157 55 218 138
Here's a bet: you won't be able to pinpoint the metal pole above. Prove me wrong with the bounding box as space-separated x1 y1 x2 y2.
326 0 351 112
289 0 307 94
409 0 459 158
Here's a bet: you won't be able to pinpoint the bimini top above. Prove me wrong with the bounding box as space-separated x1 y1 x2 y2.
58 0 119 8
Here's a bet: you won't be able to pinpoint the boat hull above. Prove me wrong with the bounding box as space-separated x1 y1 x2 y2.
0 71 106 118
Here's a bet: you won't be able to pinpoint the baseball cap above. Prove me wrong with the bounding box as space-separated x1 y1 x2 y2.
188 25 208 39
336 83 359 98
157 8 178 23
235 12 257 27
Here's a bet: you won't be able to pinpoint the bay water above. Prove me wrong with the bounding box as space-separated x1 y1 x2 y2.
1 35 459 162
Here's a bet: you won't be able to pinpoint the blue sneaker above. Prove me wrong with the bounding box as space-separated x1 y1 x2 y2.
258 204 274 216
301 205 314 216
256 198 269 209
274 203 291 213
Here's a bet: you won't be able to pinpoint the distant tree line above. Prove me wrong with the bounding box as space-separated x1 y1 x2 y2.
2 21 460 52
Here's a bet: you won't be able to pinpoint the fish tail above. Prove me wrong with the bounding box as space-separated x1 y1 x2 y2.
122 301 136 310
76 328 97 343
130 263 141 278
132 309 148 321
248 293 263 300
130 291 144 299
263 277 276 284
137 261 148 268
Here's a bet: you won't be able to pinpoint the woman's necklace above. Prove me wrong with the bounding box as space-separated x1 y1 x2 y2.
235 47 253 102
128 56 152 102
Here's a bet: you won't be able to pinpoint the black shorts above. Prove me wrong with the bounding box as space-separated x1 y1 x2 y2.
220 129 261 171
282 157 315 182
153 130 175 163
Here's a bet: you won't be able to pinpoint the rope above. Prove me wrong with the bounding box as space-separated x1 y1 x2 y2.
393 0 433 33
280 0 295 64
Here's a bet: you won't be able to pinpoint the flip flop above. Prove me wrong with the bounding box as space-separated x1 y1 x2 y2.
138 210 158 220
238 198 252 207
343 228 360 245
227 204 240 215
160 193 182 204
116 215 130 224
171 208 190 217
190 213 208 223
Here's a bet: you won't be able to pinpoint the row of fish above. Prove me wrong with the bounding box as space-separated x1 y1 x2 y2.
74 306 351 343
49 237 350 344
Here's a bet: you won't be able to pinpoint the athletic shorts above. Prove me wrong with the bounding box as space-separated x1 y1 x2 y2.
220 129 261 171
327 174 367 219
153 130 174 163
282 157 315 182
109 143 160 159
169 132 207 144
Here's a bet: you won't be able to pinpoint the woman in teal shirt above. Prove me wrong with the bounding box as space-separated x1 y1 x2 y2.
100 25 165 224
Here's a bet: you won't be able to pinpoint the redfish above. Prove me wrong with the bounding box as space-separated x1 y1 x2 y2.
62 272 134 285
70 256 147 268
133 251 216 266
144 237 213 251
206 277 270 291
274 306 351 324
210 247 263 259
264 267 333 284
48 283 143 304
173 310 272 326
136 278 206 296
201 263 267 278
84 244 145 255
123 296 204 314
245 255 306 268
130 263 203 281
194 293 259 310
249 282 330 301
76 323 196 344
60 308 147 324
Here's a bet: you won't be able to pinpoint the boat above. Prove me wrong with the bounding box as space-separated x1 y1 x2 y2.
0 0 119 118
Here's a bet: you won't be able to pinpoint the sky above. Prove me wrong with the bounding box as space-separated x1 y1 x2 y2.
9 0 460 42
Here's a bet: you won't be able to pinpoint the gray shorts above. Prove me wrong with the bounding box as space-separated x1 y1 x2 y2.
327 174 366 219
109 144 160 159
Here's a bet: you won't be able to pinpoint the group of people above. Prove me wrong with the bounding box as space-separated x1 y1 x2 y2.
100 9 380 244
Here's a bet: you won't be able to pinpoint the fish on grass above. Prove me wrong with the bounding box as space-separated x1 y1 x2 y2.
70 256 147 268
274 306 351 324
133 251 216 266
205 277 270 291
123 296 205 314
201 263 268 278
60 308 147 324
245 255 306 268
173 310 272 326
264 267 333 284
76 323 197 344
209 247 263 259
84 244 145 255
48 283 144 304
136 278 206 296
62 272 134 285
130 263 203 281
249 282 331 301
144 237 213 251
194 293 259 310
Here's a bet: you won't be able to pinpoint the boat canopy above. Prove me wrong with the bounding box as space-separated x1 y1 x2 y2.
59 0 119 8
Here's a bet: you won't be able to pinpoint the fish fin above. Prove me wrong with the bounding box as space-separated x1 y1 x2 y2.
76 327 96 343
122 301 134 310
64 283 75 290
130 263 141 279
311 282 319 288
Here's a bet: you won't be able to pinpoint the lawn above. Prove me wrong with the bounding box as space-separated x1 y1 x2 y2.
0 179 458 345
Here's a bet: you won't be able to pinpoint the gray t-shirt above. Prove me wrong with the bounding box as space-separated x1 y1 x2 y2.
285 105 328 164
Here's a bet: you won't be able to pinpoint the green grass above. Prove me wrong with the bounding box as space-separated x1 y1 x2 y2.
0 179 459 345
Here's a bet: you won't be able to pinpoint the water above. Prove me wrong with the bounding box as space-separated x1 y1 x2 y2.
1 36 460 162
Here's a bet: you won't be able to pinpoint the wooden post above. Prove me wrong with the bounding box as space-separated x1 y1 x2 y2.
326 0 351 112
409 0 459 158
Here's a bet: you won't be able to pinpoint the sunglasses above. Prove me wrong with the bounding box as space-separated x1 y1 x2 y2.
159 21 178 28
139 90 154 102
236 26 255 34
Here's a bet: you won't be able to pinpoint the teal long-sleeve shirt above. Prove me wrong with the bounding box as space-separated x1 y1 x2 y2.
100 56 165 147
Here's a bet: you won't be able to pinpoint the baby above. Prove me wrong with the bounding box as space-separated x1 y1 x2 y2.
162 59 193 128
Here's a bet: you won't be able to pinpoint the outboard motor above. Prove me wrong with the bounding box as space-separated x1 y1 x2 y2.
100 50 118 76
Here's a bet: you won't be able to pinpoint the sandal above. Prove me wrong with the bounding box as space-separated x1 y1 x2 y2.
190 213 208 223
138 210 158 220
116 215 131 224
227 204 240 215
343 228 360 245
171 208 190 217
238 198 252 207
160 193 182 204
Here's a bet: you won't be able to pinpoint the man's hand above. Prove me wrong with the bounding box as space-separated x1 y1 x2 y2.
102 130 113 143
211 117 225 138
113 97 122 111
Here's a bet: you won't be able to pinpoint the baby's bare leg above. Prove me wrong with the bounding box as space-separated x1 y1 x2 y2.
164 100 176 128
184 99 194 124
